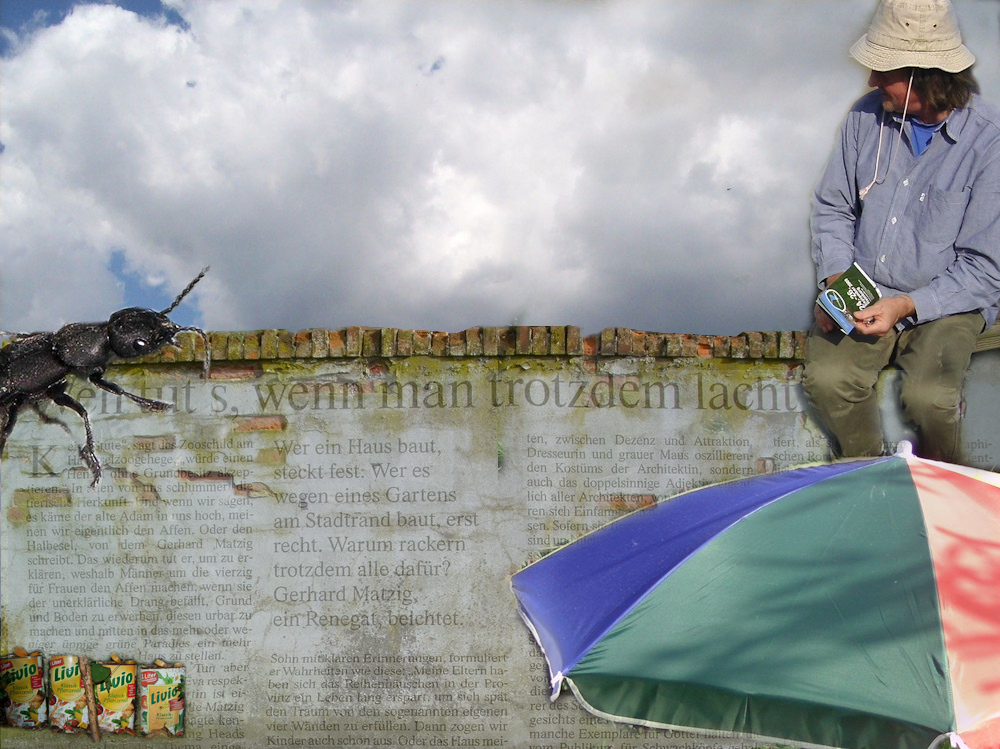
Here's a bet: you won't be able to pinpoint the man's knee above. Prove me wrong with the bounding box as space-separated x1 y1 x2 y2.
802 361 875 406
899 377 962 421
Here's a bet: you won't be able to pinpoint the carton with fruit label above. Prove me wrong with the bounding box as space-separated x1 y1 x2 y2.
0 650 47 728
138 662 184 737
48 656 87 733
95 660 137 734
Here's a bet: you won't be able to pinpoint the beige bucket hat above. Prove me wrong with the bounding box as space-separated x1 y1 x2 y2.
849 0 975 73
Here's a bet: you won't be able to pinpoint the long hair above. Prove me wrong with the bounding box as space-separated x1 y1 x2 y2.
911 67 979 112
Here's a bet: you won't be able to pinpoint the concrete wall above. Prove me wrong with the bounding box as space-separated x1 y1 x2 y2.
2 327 998 748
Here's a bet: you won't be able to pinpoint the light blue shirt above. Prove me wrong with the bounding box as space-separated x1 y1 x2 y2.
811 91 1000 327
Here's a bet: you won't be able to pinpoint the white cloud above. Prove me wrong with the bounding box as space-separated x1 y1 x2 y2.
2 0 998 336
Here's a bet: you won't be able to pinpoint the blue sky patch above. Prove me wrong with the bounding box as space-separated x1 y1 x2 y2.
108 250 202 329
1 0 187 55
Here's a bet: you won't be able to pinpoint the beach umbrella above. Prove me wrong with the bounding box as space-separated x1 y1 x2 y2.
511 444 1000 749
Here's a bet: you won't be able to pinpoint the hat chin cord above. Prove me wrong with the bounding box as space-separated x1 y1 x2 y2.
859 68 914 200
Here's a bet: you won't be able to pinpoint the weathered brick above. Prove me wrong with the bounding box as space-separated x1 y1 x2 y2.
175 331 199 362
762 331 779 358
210 332 229 362
431 332 448 356
482 327 501 357
680 335 699 357
600 329 616 356
778 330 796 359
530 327 549 356
632 330 646 356
413 330 432 356
207 363 260 380
380 329 397 358
294 330 312 358
793 331 808 359
329 329 347 358
361 329 381 357
515 327 531 355
396 329 414 357
747 331 764 359
276 330 295 359
498 328 517 356
464 328 483 357
615 328 632 356
550 326 567 355
227 333 245 361
261 330 279 359
566 327 582 355
641 332 662 357
310 329 329 359
344 327 363 357
233 415 287 432
242 331 261 360
730 335 748 359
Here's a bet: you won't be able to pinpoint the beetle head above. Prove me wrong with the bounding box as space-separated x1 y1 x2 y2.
107 308 180 358
108 267 212 374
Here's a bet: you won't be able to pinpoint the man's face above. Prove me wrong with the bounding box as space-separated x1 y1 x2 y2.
868 68 916 114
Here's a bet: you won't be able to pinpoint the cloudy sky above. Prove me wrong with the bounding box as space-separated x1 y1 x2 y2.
2 0 998 337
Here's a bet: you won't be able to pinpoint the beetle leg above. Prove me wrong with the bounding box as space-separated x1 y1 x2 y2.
29 401 76 441
0 401 19 454
47 389 102 487
89 374 172 412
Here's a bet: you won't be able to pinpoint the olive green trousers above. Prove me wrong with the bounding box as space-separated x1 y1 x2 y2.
802 311 985 463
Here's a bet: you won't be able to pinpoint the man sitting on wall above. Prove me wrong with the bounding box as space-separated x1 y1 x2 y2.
803 0 1000 463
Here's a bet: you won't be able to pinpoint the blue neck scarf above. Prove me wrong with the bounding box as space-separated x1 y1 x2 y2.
910 118 944 157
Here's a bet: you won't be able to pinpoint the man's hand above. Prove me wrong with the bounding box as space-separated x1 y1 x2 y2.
814 272 845 333
851 295 916 337
814 304 839 333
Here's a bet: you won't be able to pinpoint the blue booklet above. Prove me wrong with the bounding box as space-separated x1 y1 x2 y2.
816 263 881 334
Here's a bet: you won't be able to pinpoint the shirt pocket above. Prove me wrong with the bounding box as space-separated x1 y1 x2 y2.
914 186 970 249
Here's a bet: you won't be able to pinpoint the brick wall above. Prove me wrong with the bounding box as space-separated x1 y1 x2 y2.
152 326 809 363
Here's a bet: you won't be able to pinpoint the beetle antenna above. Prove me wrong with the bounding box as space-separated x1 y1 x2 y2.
162 266 210 315
176 326 211 378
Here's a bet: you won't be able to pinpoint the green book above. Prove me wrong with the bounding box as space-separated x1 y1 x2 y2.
816 263 881 334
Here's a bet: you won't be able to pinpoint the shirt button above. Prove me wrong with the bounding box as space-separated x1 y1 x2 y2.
903 179 909 186
891 217 897 224
880 255 887 262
